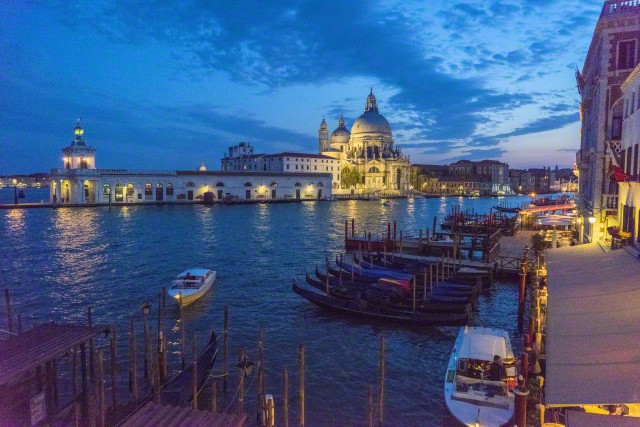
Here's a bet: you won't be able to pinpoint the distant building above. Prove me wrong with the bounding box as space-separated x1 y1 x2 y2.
221 145 341 188
509 168 551 194
575 0 640 242
50 121 332 204
412 159 510 196
617 63 640 248
0 174 50 188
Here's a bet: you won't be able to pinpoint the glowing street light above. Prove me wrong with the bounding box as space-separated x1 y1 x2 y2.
12 178 18 205
588 216 596 224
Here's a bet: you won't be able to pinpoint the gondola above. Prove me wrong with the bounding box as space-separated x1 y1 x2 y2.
159 329 219 406
335 259 414 282
326 264 377 285
306 273 471 314
293 281 468 326
493 205 520 213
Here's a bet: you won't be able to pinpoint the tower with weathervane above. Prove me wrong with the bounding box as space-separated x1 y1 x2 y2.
51 119 99 204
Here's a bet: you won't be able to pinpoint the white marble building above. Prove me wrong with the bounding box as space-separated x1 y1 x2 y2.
50 121 332 204
320 90 411 194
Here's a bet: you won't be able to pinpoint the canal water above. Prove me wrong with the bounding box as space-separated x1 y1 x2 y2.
0 188 532 426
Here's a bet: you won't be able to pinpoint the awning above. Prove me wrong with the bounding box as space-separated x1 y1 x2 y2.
566 410 640 426
535 214 574 226
519 203 575 214
545 244 640 406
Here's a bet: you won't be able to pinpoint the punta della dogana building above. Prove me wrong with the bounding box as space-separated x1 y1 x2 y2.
49 120 332 205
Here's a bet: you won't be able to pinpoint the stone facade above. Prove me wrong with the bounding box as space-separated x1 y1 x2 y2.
617 62 640 248
576 1 640 242
320 90 411 194
50 122 333 204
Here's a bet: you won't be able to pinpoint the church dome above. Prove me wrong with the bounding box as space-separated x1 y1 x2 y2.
351 89 392 136
330 114 350 147
352 112 392 136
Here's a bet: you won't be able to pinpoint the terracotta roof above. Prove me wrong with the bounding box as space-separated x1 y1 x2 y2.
0 322 101 386
121 402 246 427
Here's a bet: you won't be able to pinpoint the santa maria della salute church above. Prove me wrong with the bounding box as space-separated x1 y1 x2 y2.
319 89 410 194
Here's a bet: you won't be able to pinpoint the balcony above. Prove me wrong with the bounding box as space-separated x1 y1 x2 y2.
602 193 619 211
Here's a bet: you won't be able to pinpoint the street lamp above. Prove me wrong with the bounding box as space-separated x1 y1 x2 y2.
588 216 596 224
12 178 18 205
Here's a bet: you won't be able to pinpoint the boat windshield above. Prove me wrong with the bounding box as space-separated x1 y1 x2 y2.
454 376 507 397
172 278 202 289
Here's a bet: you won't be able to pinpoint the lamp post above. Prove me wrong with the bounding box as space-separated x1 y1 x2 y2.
12 179 18 205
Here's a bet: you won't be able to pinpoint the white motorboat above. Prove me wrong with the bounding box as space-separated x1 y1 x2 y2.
444 326 517 427
167 268 216 306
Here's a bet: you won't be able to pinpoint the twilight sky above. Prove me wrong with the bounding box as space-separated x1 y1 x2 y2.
0 1 603 174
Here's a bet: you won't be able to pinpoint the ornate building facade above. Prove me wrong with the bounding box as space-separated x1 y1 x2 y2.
319 90 411 194
50 121 332 204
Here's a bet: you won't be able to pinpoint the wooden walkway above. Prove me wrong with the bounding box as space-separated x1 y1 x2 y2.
120 402 246 427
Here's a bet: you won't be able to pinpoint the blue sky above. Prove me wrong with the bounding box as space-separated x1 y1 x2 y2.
0 1 602 174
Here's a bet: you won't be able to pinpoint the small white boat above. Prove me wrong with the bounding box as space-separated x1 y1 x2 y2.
167 268 216 306
444 326 517 427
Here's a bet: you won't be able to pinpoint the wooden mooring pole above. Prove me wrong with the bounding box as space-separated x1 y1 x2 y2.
283 367 289 427
257 327 265 425
192 333 198 409
299 344 305 427
128 317 138 401
4 289 12 333
237 347 245 416
379 335 385 426
367 385 374 427
109 330 118 411
223 305 229 393
96 347 105 427
179 292 186 371
518 257 526 332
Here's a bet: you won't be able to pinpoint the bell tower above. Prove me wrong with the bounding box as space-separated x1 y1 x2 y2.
318 117 329 152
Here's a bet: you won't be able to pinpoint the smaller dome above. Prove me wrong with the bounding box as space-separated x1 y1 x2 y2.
319 117 328 130
199 163 207 171
330 114 350 148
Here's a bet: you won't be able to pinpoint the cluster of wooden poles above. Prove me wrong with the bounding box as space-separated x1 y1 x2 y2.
2 288 393 427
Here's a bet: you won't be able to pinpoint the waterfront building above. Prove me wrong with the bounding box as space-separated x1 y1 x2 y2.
320 90 411 195
617 62 640 248
509 168 551 194
49 121 332 204
221 144 341 188
0 174 50 188
575 0 640 242
412 160 510 195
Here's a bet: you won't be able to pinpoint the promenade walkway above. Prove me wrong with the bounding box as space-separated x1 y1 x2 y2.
545 244 640 421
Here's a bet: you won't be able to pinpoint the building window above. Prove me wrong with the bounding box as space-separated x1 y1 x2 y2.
314 166 317 170
634 144 639 177
166 183 174 196
145 183 152 196
618 40 637 70
295 165 298 170
612 111 623 139
115 184 124 202
287 165 290 170
103 183 111 196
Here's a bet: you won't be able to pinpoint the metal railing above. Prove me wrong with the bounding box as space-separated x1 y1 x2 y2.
602 193 619 210
601 0 640 16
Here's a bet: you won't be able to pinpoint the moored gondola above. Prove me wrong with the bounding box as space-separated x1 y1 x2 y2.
293 281 469 326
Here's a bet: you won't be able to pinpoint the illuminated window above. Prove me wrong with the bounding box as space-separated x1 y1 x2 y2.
115 184 124 202
127 184 135 197
145 183 152 196
166 183 174 195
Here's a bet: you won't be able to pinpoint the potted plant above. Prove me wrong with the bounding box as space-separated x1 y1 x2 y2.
531 233 545 255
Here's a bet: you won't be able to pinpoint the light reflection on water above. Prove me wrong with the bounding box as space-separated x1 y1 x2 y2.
0 195 533 426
